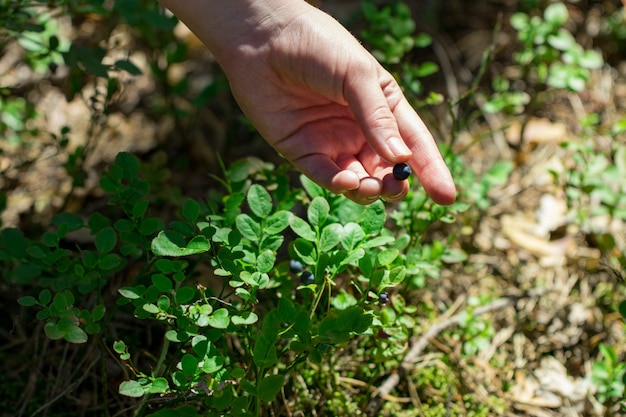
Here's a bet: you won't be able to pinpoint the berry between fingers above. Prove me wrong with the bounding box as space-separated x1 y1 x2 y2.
392 163 411 180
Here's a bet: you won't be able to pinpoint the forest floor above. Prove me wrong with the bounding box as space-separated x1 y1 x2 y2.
1 1 626 416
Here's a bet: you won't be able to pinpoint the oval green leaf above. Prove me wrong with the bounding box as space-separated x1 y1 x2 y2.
119 380 145 398
247 184 273 218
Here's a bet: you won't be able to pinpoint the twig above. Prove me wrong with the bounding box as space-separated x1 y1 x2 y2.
366 297 514 416
31 357 99 416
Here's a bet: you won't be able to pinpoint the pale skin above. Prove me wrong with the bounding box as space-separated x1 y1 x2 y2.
157 0 456 205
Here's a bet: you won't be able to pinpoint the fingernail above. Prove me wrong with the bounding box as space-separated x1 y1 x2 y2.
387 137 411 158
387 191 404 200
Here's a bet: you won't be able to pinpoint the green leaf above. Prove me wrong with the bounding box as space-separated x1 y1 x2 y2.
259 234 284 252
175 286 196 304
247 184 273 218
308 197 329 227
201 354 225 374
300 175 325 199
155 259 179 274
44 322 65 340
292 238 317 265
547 29 575 51
115 219 136 232
92 304 106 321
318 306 372 344
256 249 276 274
132 200 149 219
114 58 142 75
236 214 261 241
182 199 200 223
510 12 529 31
359 255 374 277
99 253 124 270
143 303 159 314
119 286 143 300
157 295 171 310
65 45 109 77
232 311 259 325
319 223 342 252
264 210 290 235
165 330 188 343
543 2 568 26
140 217 163 235
95 226 117 254
362 235 396 249
64 325 88 343
151 231 210 257
257 374 284 402
388 265 406 285
308 348 322 364
119 380 145 398
341 222 365 251
113 340 126 354
360 200 386 235
181 354 199 377
377 248 399 266
18 296 38 307
52 213 84 232
277 298 296 322
289 216 316 241
207 308 230 329
341 248 365 266
1 228 28 258
253 334 277 368
148 377 169 394
579 49 603 69
186 236 211 253
332 290 358 310
53 291 73 311
152 274 173 292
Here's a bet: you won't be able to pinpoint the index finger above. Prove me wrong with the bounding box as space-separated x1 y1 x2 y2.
394 98 456 205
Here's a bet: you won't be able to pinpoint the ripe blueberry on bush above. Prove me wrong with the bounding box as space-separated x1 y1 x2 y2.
378 292 389 305
289 259 303 274
392 163 411 180
300 271 314 285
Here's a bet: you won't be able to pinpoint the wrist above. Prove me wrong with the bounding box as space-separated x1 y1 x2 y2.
158 0 309 67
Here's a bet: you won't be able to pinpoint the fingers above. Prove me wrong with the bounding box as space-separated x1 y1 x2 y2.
343 60 455 205
292 151 408 205
343 62 413 164
393 99 457 205
292 154 360 195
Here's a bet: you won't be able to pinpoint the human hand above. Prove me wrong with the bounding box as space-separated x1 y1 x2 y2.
159 0 456 205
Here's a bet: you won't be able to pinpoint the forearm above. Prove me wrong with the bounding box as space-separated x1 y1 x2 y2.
157 0 309 69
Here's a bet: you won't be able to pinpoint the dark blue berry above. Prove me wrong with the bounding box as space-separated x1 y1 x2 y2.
289 259 303 273
378 292 389 305
300 271 315 285
392 163 411 180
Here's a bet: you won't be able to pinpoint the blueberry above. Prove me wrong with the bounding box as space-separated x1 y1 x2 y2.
299 271 315 285
392 163 411 181
289 259 303 274
378 292 389 305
